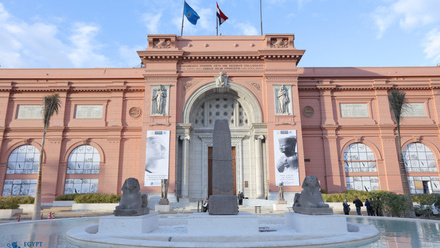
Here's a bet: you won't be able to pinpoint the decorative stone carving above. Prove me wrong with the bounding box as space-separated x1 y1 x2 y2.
114 178 149 216
158 179 169 205
153 38 171 49
293 175 333 215
215 72 230 88
303 106 314 117
270 37 288 48
129 107 141 118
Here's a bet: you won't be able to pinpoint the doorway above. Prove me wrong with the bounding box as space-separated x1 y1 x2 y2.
208 146 236 197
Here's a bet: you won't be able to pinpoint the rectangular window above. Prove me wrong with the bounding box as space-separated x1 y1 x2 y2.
402 103 426 117
340 104 368 118
17 105 43 119
64 179 98 194
74 105 103 119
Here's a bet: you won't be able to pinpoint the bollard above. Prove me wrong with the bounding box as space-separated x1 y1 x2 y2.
17 214 20 222
48 212 52 219
41 213 43 220
52 212 55 219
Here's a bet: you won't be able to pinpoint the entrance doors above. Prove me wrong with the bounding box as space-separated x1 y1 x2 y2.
208 147 236 197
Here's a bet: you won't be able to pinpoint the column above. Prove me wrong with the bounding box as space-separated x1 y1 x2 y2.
255 135 265 198
181 127 191 198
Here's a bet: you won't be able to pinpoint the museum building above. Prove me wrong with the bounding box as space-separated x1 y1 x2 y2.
1 34 440 203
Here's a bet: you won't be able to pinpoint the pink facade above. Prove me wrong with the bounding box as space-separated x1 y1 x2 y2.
1 34 440 203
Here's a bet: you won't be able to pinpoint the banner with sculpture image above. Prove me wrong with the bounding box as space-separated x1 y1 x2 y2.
145 130 170 187
274 130 299 186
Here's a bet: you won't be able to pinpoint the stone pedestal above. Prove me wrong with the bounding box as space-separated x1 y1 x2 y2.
158 198 169 205
285 212 347 234
293 206 333 215
98 213 159 235
209 195 238 215
155 204 172 213
273 203 288 211
113 208 149 216
188 212 258 235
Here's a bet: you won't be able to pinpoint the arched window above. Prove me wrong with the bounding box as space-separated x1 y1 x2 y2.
6 145 40 174
404 143 439 194
403 143 437 172
64 145 100 194
3 145 39 196
67 145 100 174
344 143 376 173
344 143 379 191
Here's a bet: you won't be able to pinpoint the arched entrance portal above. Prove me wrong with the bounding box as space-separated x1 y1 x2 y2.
177 82 267 201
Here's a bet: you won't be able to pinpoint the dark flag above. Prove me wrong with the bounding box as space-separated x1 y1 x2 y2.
216 2 228 25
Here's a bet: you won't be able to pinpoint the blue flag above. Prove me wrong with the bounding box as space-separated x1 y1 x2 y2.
184 1 200 25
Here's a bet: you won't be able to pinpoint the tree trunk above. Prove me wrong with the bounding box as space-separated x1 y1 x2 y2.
32 128 47 220
397 123 415 218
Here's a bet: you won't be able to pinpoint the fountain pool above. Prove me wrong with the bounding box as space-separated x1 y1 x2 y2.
0 215 439 247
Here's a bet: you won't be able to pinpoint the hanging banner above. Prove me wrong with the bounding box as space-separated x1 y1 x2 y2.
274 130 299 186
145 130 170 187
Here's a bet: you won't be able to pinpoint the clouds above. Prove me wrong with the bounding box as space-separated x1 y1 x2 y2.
0 3 138 68
424 29 440 64
68 23 108 68
371 0 440 63
143 12 162 34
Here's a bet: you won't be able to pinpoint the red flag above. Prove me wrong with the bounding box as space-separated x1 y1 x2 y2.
216 2 228 25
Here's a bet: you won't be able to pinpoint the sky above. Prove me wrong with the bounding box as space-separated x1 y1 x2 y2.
1 0 440 69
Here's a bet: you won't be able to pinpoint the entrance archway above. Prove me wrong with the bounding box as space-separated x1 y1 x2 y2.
178 82 266 200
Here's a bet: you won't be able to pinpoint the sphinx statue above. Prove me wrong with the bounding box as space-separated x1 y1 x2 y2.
114 178 149 216
293 175 333 215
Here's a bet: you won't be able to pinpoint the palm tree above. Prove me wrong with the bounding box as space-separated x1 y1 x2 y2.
388 90 415 217
32 94 61 220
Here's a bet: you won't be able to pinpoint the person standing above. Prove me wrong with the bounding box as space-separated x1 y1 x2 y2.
365 198 374 216
202 198 209 212
353 196 363 215
238 191 244 205
365 198 372 216
343 199 351 215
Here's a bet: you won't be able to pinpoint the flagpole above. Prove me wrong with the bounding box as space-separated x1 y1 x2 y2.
216 13 218 36
260 0 263 35
181 0 186 36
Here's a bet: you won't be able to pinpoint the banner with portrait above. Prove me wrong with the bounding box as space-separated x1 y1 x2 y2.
144 130 170 187
274 130 299 186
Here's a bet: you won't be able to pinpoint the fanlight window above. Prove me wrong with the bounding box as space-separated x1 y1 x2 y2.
67 145 100 174
192 97 249 127
343 143 376 173
6 145 40 174
403 143 437 172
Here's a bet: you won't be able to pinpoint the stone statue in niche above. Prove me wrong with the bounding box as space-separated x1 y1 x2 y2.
277 85 290 114
114 178 149 216
215 72 230 88
152 86 167 115
293 175 333 215
153 38 171 49
159 179 169 205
